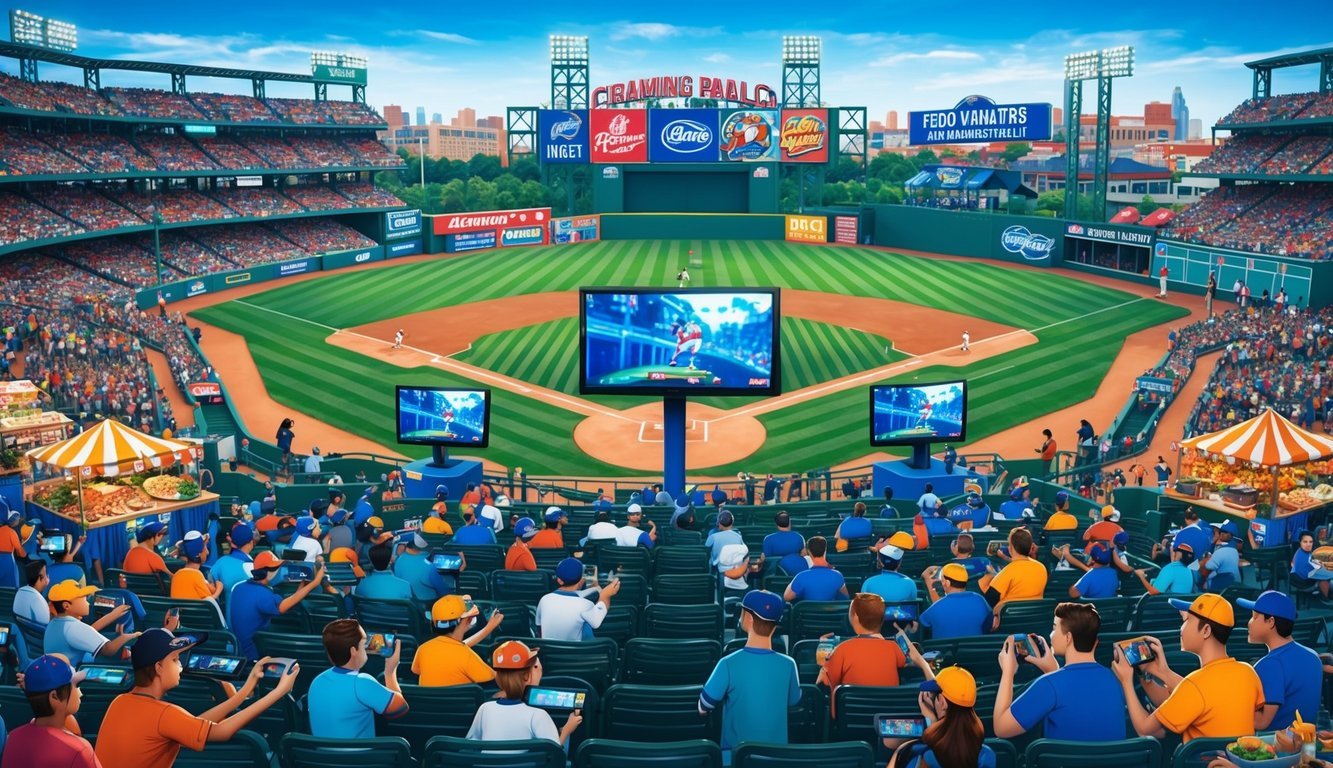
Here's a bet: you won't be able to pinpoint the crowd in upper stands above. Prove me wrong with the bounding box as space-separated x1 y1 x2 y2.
1162 185 1333 260
1193 134 1333 176
270 220 376 253
1219 90 1333 124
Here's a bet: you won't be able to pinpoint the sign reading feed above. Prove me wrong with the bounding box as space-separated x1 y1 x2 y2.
909 95 1052 145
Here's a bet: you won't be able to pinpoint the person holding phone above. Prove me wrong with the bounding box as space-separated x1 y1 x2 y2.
887 666 994 768
466 640 582 746
816 594 918 714
1113 593 1264 743
393 533 453 601
920 564 993 640
535 558 620 641
307 619 409 739
5 654 98 768
228 551 325 660
43 581 138 667
95 629 298 768
412 595 505 687
350 543 412 601
863 532 920 605
211 524 258 596
979 527 1048 628
993 602 1127 741
1132 541 1198 596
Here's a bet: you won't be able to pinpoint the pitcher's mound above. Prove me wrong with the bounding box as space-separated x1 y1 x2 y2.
574 402 766 471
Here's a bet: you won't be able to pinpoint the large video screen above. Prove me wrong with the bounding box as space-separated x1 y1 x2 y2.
870 380 967 446
396 387 491 447
580 288 780 396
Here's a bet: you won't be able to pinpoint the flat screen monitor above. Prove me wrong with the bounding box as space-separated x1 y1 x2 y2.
396 386 491 447
580 287 780 396
870 380 967 446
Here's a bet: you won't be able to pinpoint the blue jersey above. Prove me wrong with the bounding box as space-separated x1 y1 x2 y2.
1253 641 1324 731
307 667 395 739
1152 561 1196 594
920 592 992 640
452 524 497 545
700 648 801 750
1009 662 1127 741
861 572 918 604
837 517 873 541
230 581 284 659
763 530 805 559
1073 566 1120 598
788 566 846 601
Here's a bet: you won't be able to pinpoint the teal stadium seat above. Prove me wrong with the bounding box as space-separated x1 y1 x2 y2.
174 729 270 768
732 741 873 768
621 637 721 685
1024 736 1161 768
422 735 565 768
574 738 722 768
601 684 719 743
278 733 414 768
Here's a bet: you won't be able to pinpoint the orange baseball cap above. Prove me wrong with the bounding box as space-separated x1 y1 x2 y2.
48 580 98 603
432 594 480 625
492 640 538 670
1169 593 1233 626
923 666 977 707
329 547 365 578
251 551 284 571
940 563 969 583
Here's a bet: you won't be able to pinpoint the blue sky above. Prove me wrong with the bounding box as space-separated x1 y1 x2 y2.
6 2 1332 131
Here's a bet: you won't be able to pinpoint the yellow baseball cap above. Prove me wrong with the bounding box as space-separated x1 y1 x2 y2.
1169 593 1233 625
328 547 365 578
365 516 385 529
48 580 98 603
1101 505 1120 520
431 594 479 625
886 531 916 550
930 665 977 707
940 563 969 583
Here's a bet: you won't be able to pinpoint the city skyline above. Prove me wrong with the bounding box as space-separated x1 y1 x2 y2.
5 1 1331 131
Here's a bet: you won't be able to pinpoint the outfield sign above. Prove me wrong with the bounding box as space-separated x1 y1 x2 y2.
1136 376 1174 394
590 109 648 163
592 75 777 108
433 207 550 236
778 109 829 163
648 109 719 162
834 215 859 245
188 381 224 405
1065 222 1154 247
909 95 1052 145
720 110 778 162
385 209 422 241
451 231 496 252
501 226 546 247
312 64 367 86
785 215 827 244
551 215 600 244
386 240 422 257
538 110 590 164
999 225 1055 261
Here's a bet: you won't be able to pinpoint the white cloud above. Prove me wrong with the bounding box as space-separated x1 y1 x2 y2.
870 49 983 68
608 22 721 42
703 52 731 64
418 31 479 46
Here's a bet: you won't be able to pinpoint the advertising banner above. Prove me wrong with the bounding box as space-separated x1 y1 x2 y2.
834 215 859 244
276 258 317 277
500 224 547 247
312 64 367 86
433 208 550 236
909 95 1053 145
538 110 590 164
647 109 719 162
385 240 422 258
589 109 648 163
1065 222 1154 247
719 110 778 161
384 209 422 241
785 215 827 244
187 382 224 405
450 231 496 252
323 247 384 269
778 109 829 163
1135 376 1175 394
551 215 601 244
999 224 1055 261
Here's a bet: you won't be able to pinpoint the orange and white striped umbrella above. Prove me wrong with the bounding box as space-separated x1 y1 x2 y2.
26 418 200 477
1182 408 1333 467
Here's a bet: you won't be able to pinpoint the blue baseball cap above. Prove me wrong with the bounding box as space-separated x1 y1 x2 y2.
1054 490 1069 506
180 531 207 560
131 628 207 670
514 517 537 540
22 654 86 693
309 497 329 516
1212 520 1240 537
740 590 784 623
1237 590 1297 622
544 506 566 524
1113 531 1130 549
1009 488 1023 501
247 501 261 517
136 521 166 542
1088 543 1113 565
229 523 255 547
555 557 584 585
295 516 319 537
435 484 449 500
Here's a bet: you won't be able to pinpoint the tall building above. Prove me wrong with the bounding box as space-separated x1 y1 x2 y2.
452 108 477 128
383 105 405 130
416 106 426 127
431 112 442 124
379 108 506 164
1171 87 1189 141
1188 119 1202 140
887 111 898 130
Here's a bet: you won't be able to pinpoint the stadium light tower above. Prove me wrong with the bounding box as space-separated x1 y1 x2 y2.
9 9 77 81
782 35 821 108
1062 46 1134 220
550 35 589 110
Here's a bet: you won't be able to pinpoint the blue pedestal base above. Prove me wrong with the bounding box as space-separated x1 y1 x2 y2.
873 458 988 502
403 458 483 500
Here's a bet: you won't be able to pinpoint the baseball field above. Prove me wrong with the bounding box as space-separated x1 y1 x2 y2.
189 239 1189 476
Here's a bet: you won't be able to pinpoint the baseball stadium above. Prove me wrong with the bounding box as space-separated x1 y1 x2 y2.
2 8 1333 768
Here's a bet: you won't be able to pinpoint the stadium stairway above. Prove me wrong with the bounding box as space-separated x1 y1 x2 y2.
198 402 241 440
1111 406 1154 451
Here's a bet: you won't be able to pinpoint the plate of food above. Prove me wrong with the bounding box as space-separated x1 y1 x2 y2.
142 475 201 501
1224 735 1299 768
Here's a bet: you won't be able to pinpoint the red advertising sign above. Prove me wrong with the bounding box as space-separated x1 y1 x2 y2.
433 208 551 236
834 215 859 244
589 109 649 163
188 381 224 404
779 109 829 163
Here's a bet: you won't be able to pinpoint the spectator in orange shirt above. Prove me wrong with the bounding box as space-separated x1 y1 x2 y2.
422 486 454 535
1084 506 1125 546
169 532 223 602
816 593 923 714
528 507 567 549
504 518 539 572
459 483 481 514
122 521 173 579
94 629 297 768
0 505 28 589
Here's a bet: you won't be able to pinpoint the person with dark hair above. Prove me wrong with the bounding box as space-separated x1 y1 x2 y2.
836 502 873 545
467 640 582 745
888 666 994 768
1076 419 1095 463
980 527 1047 623
307 619 408 738
357 542 413 601
1289 530 1332 599
1065 543 1120 599
394 533 451 601
43 581 137 667
1036 428 1057 473
920 564 992 639
170 532 223 602
705 510 743 566
700 590 801 759
993 602 1126 741
1114 594 1263 743
4 654 97 767
1133 542 1197 595
275 418 295 480
763 512 806 575
14 559 51 625
229 551 324 659
0 507 27 589
122 521 172 578
1237 590 1322 731
784 537 848 602
95 629 296 768
583 509 618 543
945 534 993 580
878 485 898 518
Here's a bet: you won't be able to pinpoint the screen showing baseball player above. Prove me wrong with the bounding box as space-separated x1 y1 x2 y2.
870 380 967 445
580 288 780 396
396 386 491 446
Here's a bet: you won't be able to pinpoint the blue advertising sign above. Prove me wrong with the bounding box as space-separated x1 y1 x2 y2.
500 225 546 247
451 231 496 252
385 209 422 241
718 110 778 161
387 240 423 257
538 109 590 164
909 96 1052 145
1136 376 1175 394
648 109 719 162
999 225 1055 262
276 258 315 277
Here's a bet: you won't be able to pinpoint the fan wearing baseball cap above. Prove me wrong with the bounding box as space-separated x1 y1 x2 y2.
863 532 920 605
1199 520 1242 590
529 507 567 549
412 595 504 687
1239 590 1323 731
451 508 498 545
699 590 801 758
307 619 409 739
920 563 993 640
1132 541 1198 596
1065 544 1120 599
465 640 583 746
1113 593 1264 743
0 505 28 589
228 550 325 659
210 524 258 596
534 558 621 641
1043 492 1078 531
393 533 453 602
614 504 657 548
888 666 995 768
170 531 223 602
504 518 540 571
43 581 138 667
423 486 454 536
95 629 297 768
2 654 97 768
122 521 172 578
1083 505 1124 547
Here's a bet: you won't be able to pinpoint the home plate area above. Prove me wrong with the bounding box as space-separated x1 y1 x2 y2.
638 419 710 443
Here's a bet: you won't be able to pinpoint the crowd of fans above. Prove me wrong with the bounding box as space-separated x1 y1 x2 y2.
194 223 308 267
337 182 406 208
134 133 222 172
135 231 239 278
1258 136 1333 175
106 187 239 225
29 186 146 232
44 132 159 174
61 238 177 287
0 127 85 175
1163 185 1333 260
0 251 124 306
284 184 353 211
0 190 85 246
270 219 376 253
188 91 283 123
0 73 122 116
343 136 406 166
105 87 208 120
193 136 271 170
1192 134 1288 175
1219 92 1321 124
209 187 305 218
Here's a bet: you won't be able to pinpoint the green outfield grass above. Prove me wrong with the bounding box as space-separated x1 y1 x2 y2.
453 316 906 410
191 239 1189 475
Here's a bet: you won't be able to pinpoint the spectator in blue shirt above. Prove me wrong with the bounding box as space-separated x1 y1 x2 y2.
947 534 995 580
1289 531 1331 600
784 537 848 602
307 618 409 739
352 487 377 527
1170 508 1213 562
763 512 806 574
1200 521 1241 590
920 563 993 639
993 602 1127 741
762 474 782 504
230 551 325 659
452 509 499 546
1066 544 1120 599
705 510 743 566
836 502 873 543
699 590 800 758
1133 542 1198 596
1238 590 1323 731
917 483 942 518
393 534 450 602
888 666 995 768
213 524 257 597
862 531 920 605
356 543 415 602
878 486 898 518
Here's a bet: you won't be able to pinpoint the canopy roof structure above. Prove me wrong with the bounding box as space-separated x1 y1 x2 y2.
26 418 200 477
1182 408 1333 467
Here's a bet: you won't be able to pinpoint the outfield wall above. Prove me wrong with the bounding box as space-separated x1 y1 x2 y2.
600 213 786 240
869 206 1064 267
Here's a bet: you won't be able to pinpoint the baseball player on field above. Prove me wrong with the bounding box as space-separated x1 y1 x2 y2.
669 318 703 369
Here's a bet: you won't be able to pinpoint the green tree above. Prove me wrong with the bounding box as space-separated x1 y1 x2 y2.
1136 194 1158 216
1036 190 1065 214
1000 142 1032 165
911 149 939 168
467 154 503 181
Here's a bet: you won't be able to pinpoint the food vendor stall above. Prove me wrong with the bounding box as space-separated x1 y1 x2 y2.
24 418 219 577
1167 408 1333 546
0 380 75 506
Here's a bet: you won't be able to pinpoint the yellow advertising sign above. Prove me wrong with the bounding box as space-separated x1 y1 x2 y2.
785 214 827 244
